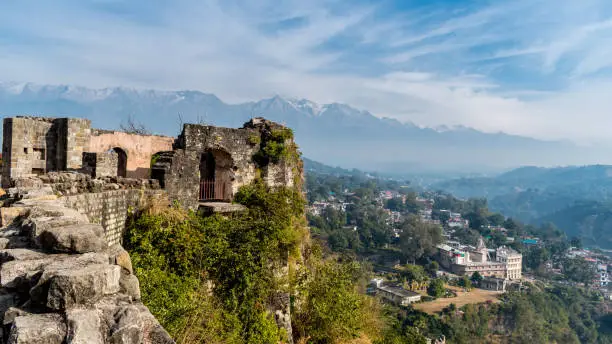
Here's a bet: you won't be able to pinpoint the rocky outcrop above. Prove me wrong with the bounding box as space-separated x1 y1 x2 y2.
0 189 173 343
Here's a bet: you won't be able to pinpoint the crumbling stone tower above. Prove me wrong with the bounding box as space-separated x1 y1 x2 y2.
151 117 301 210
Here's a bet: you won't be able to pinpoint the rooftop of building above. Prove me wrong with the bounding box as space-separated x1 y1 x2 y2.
378 285 421 298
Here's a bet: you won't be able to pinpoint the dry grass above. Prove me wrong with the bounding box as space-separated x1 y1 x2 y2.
414 286 503 314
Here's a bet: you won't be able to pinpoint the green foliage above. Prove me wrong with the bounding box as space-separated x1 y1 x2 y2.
254 127 299 165
125 180 306 343
150 153 160 167
248 134 261 146
457 276 472 290
563 257 597 286
399 216 443 263
293 259 379 343
437 286 612 344
470 271 483 284
427 279 445 298
400 264 429 284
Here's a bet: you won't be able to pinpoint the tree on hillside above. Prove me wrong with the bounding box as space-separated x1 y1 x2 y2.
398 216 443 264
471 271 483 285
487 213 505 226
427 279 445 298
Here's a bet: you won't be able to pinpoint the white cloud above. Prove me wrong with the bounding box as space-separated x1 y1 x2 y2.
1 0 612 146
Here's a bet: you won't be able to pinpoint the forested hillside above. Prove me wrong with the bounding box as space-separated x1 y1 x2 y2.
434 165 612 248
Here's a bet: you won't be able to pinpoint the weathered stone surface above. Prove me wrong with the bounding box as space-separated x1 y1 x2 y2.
8 314 66 344
46 264 121 310
39 223 106 254
0 208 27 228
29 253 109 304
0 249 47 263
25 215 90 249
66 308 105 344
1 257 54 289
198 202 247 216
3 307 29 326
109 305 143 344
119 272 140 301
108 245 133 274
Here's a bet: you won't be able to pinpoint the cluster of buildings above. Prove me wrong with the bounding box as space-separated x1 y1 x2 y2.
566 248 612 288
437 238 523 281
308 200 352 216
442 210 470 229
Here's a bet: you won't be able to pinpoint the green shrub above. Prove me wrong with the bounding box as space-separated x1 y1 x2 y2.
124 181 306 343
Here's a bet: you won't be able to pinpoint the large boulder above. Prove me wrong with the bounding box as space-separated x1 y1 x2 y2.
45 264 121 310
1 257 54 289
29 253 109 304
8 314 66 344
38 224 106 254
0 249 47 264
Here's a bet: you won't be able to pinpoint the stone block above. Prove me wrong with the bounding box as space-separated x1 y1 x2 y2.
8 314 66 344
39 223 106 254
66 309 104 344
46 264 121 310
119 271 140 301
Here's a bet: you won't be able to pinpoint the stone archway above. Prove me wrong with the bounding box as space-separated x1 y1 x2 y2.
112 147 128 178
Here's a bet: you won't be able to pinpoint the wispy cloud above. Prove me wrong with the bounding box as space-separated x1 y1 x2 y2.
1 0 612 144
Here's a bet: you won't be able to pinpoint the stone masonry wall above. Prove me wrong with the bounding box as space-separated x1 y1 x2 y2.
0 186 174 343
64 118 92 170
89 130 174 179
179 124 259 195
2 117 56 186
62 189 165 246
82 152 119 178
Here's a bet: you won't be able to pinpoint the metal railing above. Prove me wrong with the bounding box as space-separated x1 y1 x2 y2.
199 179 230 201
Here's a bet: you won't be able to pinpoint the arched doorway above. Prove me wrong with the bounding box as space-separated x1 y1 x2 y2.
112 147 128 177
199 149 233 201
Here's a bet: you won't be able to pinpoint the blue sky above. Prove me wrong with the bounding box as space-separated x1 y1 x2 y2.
1 0 612 144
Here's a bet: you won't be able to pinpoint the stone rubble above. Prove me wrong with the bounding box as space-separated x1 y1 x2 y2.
0 186 174 343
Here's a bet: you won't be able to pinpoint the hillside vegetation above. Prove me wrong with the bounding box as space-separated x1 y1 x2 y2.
434 165 612 248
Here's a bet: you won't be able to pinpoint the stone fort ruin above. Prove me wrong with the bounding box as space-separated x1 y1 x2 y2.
2 116 299 209
0 115 301 343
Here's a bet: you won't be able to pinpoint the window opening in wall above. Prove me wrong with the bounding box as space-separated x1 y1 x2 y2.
23 148 28 154
33 148 45 160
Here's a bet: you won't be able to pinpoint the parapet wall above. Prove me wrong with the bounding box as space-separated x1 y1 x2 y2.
62 189 165 246
8 172 165 247
0 173 174 343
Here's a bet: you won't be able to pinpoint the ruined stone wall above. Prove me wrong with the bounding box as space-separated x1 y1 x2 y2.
152 150 200 209
0 185 173 343
2 117 58 186
89 130 174 179
62 189 165 246
156 118 301 209
82 152 119 178
64 118 92 170
1 117 93 188
179 124 259 194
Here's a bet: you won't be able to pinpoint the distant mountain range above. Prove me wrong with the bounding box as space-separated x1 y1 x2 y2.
0 82 607 173
434 165 612 249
